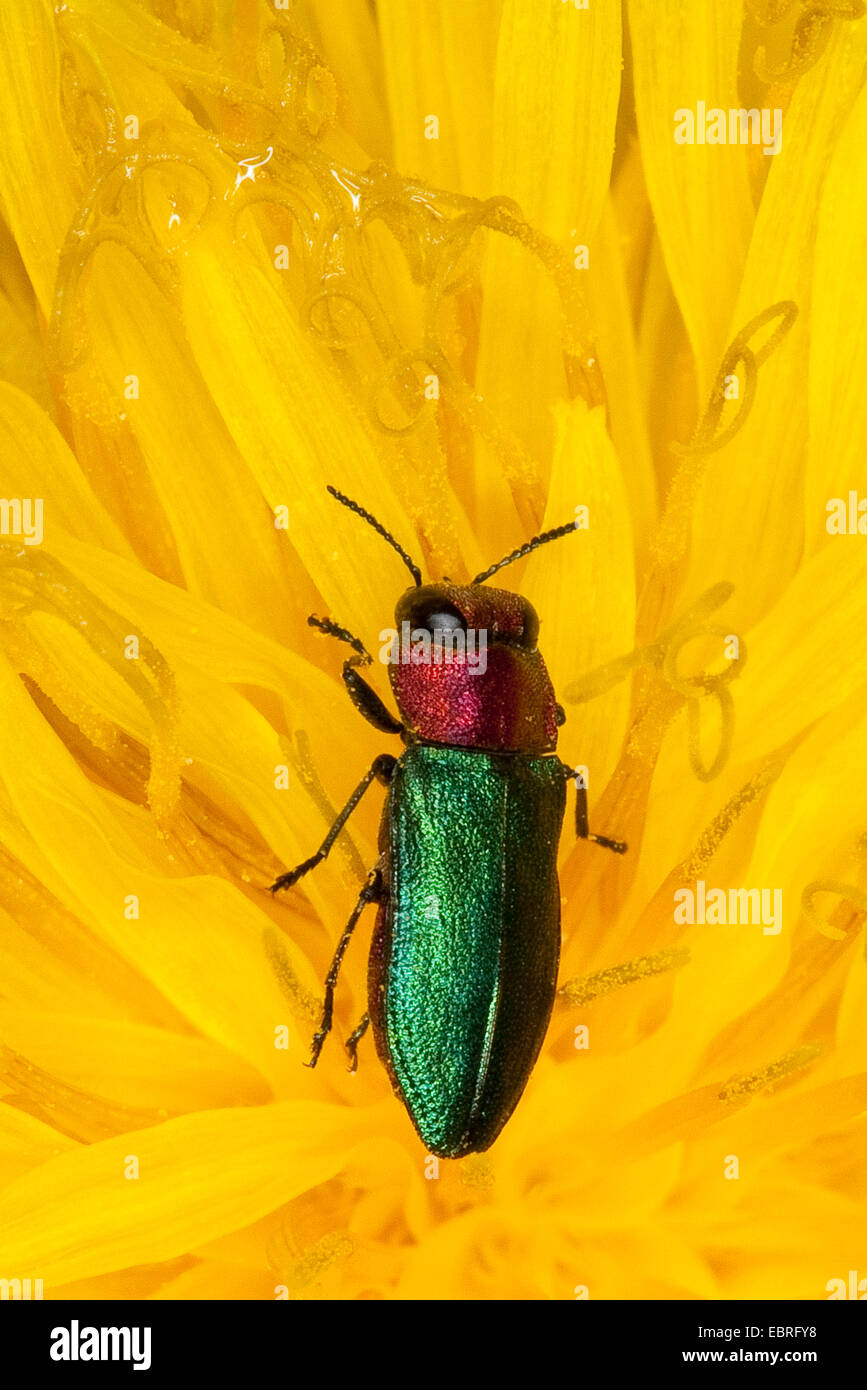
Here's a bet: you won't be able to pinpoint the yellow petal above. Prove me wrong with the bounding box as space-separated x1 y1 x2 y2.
180 225 422 637
806 80 867 553
493 0 622 241
0 657 296 1088
0 383 131 553
0 1101 368 1286
0 1103 77 1188
473 0 622 523
80 241 309 639
308 0 390 161
629 0 753 394
378 0 500 196
683 17 867 626
0 1008 270 1112
734 542 867 761
524 399 635 794
0 1 80 310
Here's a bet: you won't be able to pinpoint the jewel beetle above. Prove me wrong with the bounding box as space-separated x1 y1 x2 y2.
272 486 626 1158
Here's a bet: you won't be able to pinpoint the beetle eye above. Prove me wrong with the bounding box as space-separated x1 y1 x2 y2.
519 603 539 648
409 598 467 637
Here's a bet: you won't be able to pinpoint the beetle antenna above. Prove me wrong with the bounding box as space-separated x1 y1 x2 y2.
471 520 578 586
327 485 422 587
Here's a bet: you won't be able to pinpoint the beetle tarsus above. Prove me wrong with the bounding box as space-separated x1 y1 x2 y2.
306 1031 328 1069
305 871 382 1064
588 832 628 855
345 1013 370 1073
565 768 627 854
270 853 322 893
308 614 373 663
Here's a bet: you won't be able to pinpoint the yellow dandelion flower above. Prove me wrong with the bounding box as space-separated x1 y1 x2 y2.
0 0 866 1303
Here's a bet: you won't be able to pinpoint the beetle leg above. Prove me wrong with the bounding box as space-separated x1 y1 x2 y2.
344 1012 370 1073
342 661 404 734
307 872 383 1069
270 754 396 892
560 762 628 854
309 614 404 734
307 614 372 660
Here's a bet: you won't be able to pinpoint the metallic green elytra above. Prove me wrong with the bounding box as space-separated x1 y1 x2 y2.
271 486 627 1159
372 745 566 1158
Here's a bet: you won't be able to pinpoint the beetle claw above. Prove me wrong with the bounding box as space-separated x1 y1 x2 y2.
589 833 628 855
270 853 322 893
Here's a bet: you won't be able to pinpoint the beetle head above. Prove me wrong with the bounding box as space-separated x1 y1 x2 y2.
389 582 559 752
322 485 579 752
